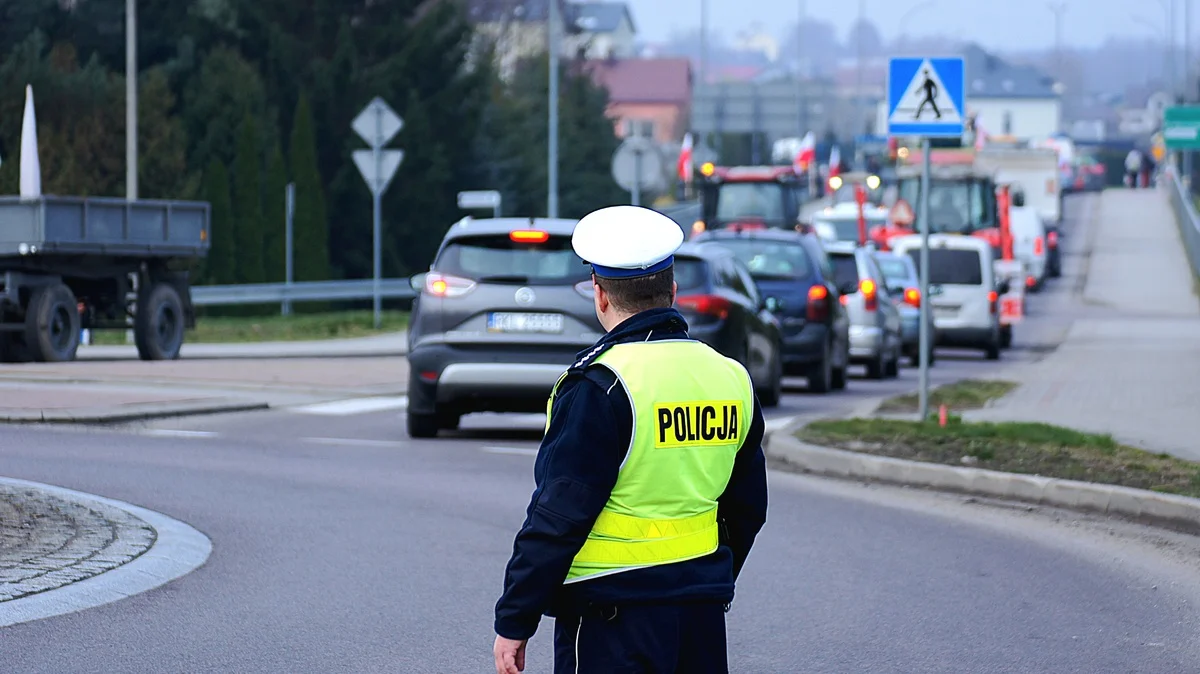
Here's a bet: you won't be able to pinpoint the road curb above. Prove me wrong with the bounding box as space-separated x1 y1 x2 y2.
0 476 212 628
765 430 1200 536
0 399 269 425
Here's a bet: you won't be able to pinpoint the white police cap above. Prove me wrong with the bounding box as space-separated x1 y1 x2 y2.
572 206 685 279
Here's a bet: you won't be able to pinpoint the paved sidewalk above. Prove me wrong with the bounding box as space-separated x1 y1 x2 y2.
967 189 1200 460
0 484 155 601
77 331 407 361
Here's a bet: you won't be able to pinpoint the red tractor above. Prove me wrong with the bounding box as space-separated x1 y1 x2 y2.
690 163 807 238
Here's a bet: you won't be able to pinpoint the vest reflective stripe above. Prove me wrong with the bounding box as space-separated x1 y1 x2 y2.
558 339 754 584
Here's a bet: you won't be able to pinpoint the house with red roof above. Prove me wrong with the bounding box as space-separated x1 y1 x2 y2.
584 57 694 143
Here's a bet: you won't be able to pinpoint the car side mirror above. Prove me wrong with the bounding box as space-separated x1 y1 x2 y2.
763 296 783 313
410 273 427 292
996 279 1011 295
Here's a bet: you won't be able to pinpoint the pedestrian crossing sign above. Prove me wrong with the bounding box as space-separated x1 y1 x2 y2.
887 57 966 137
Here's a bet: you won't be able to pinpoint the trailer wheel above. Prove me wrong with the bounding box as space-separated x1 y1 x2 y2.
24 284 80 363
135 282 185 361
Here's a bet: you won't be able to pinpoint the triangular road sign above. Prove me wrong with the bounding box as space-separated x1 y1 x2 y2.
353 149 404 197
889 59 963 126
890 198 915 226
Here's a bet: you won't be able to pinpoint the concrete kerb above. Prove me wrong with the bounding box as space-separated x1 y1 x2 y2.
765 427 1200 537
0 399 270 425
0 476 212 628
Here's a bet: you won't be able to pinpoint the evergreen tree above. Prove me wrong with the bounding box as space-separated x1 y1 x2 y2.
262 141 288 282
232 112 265 284
201 159 236 285
289 92 330 283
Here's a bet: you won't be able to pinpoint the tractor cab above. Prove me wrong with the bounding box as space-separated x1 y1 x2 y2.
692 163 806 238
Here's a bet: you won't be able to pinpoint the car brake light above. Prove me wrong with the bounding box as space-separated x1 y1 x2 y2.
904 287 920 307
988 290 999 314
1033 236 1044 255
860 279 877 312
807 285 829 321
425 272 476 298
1026 275 1036 288
1047 231 1058 248
419 371 439 382
510 229 550 243
676 294 730 320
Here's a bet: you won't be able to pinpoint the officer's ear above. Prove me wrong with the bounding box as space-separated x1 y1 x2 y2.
671 281 678 304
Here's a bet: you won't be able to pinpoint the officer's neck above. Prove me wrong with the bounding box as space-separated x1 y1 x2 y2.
599 310 636 332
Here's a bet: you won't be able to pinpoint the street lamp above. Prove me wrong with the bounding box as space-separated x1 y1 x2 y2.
126 0 137 201
547 0 559 218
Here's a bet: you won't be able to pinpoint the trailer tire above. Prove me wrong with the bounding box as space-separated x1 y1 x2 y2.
135 282 185 361
24 284 80 363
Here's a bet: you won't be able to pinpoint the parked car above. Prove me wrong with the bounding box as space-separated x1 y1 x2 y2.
823 241 903 379
404 217 603 438
667 242 785 406
889 234 1004 360
871 251 936 367
1009 195 1049 292
692 228 850 393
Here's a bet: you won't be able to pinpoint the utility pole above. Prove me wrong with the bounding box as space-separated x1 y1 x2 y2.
1171 0 1179 101
1047 2 1065 122
126 0 137 201
700 0 708 92
796 0 807 135
855 0 865 140
1187 0 1193 100
547 0 560 218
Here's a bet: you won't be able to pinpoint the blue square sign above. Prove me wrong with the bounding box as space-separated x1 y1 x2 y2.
887 57 966 137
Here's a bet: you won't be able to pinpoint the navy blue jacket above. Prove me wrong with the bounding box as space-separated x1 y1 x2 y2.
494 307 769 640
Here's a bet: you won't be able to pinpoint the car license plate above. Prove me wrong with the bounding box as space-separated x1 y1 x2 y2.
487 312 564 334
933 304 960 317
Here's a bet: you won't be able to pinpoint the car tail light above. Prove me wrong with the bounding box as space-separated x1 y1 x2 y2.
860 279 878 312
1026 275 1036 288
676 294 731 320
1047 231 1058 248
425 272 476 298
807 285 829 321
510 229 550 243
988 290 999 314
573 280 595 299
419 371 439 382
839 295 848 306
904 287 920 307
1033 236 1044 255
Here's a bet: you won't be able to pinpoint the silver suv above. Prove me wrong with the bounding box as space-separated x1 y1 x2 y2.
822 241 903 379
405 217 603 438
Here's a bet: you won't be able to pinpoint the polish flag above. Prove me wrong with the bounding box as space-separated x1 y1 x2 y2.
677 132 694 182
828 144 842 178
973 115 987 151
793 131 816 174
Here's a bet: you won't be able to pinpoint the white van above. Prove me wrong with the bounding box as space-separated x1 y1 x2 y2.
1008 196 1048 291
888 234 1003 360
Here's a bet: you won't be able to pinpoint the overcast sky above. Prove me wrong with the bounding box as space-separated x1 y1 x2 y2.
628 0 1181 50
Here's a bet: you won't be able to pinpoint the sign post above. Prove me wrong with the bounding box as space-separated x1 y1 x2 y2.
611 137 666 206
854 183 868 245
352 97 404 329
458 190 503 218
283 182 295 317
887 55 966 422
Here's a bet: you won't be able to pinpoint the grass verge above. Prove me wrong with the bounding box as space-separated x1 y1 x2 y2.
90 310 409 344
877 379 1018 413
797 417 1200 499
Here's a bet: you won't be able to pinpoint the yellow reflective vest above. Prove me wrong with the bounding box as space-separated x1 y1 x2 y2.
544 339 755 584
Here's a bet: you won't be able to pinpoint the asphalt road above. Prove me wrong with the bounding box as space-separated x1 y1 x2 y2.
3 193 1199 673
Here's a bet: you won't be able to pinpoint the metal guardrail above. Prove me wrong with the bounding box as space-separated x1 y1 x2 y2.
191 279 416 306
1164 166 1200 279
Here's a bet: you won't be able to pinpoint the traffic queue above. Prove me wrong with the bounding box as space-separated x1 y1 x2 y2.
402 144 1063 438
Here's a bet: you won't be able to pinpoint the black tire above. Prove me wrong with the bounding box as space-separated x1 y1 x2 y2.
831 363 847 390
807 340 833 394
866 348 886 379
757 347 783 408
24 284 80 363
437 411 462 431
407 411 440 438
885 345 900 378
999 325 1013 349
985 332 1001 360
135 282 185 361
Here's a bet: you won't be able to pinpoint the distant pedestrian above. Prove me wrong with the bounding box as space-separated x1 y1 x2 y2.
1125 148 1143 188
492 206 769 674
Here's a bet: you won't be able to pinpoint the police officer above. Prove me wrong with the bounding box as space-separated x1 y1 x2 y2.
492 206 769 674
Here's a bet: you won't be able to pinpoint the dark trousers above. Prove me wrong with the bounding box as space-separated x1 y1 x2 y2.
552 602 728 674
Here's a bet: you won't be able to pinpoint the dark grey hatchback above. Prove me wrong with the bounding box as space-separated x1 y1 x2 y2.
405 217 603 438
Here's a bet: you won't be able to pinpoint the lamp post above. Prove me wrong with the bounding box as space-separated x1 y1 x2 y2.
547 0 559 218
126 0 137 202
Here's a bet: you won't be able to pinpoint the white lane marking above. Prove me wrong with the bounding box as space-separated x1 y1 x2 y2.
481 446 540 456
763 416 797 434
139 429 220 438
288 396 408 416
301 437 407 448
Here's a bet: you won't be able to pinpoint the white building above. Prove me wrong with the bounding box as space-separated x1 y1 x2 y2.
876 44 1062 142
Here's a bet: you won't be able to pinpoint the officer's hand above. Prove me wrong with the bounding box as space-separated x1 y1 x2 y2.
494 635 527 674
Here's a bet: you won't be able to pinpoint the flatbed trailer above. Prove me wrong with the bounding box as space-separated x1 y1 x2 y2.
0 195 210 362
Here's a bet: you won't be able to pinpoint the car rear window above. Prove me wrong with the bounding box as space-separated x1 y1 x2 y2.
673 258 709 293
875 257 910 283
816 216 887 242
708 238 813 280
905 248 983 285
829 253 859 288
435 234 590 285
